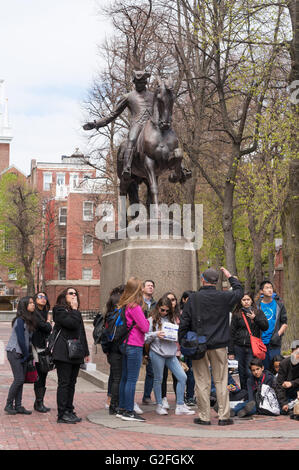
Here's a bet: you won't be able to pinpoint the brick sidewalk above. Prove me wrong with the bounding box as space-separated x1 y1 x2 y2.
1 322 299 451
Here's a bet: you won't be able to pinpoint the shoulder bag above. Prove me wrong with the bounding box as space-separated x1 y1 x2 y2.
242 313 267 360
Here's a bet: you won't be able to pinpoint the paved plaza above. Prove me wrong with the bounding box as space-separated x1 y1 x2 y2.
1 322 299 451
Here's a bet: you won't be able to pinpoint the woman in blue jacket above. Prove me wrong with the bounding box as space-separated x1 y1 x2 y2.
5 296 36 415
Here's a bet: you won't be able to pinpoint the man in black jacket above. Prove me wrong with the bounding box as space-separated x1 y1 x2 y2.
179 267 243 426
276 340 299 416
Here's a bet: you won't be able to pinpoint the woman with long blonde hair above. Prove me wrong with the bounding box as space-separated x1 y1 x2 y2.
116 277 149 422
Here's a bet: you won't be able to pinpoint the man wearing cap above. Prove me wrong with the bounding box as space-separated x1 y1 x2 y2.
179 267 244 426
275 341 299 417
83 70 153 179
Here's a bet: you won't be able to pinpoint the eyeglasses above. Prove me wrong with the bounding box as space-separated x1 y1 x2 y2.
160 307 169 313
37 294 47 299
67 291 77 296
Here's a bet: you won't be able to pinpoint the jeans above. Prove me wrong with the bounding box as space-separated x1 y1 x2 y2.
34 362 48 390
119 344 143 412
233 400 257 416
263 346 281 370
143 357 154 400
107 351 123 409
55 361 80 418
234 345 253 390
149 350 187 406
6 350 27 408
185 358 195 399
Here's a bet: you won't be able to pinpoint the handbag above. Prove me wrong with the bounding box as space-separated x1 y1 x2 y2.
37 350 55 374
242 313 267 360
24 360 38 383
66 338 85 360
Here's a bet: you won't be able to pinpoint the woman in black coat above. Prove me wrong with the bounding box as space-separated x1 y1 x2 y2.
52 287 89 424
228 292 268 390
32 292 52 413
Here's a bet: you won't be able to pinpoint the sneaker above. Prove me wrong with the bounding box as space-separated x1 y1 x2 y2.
162 397 170 409
185 397 196 407
115 408 126 418
134 403 144 415
142 397 155 405
121 411 146 422
156 404 168 415
175 404 195 415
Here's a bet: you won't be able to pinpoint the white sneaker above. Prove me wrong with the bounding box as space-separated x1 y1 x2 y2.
156 404 168 415
134 403 144 415
162 397 170 409
175 403 195 415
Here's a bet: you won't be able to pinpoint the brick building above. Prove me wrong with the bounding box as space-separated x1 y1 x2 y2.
28 149 106 310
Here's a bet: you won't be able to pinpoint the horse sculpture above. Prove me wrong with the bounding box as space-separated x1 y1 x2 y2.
117 77 191 216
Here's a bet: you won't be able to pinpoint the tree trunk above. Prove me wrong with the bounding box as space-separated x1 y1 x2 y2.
222 180 237 275
281 159 299 345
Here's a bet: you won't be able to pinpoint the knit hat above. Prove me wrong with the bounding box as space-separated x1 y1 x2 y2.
291 340 299 351
201 268 219 285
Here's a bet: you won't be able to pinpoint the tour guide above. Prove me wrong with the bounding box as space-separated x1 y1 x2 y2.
179 267 244 426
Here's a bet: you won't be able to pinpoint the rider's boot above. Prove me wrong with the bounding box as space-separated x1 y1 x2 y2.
122 146 134 180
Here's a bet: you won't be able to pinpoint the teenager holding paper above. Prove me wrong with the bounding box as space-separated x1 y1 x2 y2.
145 296 195 416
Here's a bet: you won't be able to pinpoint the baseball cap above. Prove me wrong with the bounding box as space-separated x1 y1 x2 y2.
202 268 219 284
291 340 299 350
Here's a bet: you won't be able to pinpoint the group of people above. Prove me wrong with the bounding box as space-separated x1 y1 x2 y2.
103 269 299 425
4 287 89 424
4 269 299 426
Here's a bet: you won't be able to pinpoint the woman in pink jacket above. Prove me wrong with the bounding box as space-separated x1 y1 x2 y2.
117 277 149 422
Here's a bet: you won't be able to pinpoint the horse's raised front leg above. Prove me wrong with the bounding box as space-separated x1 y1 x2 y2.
168 148 192 183
144 155 159 218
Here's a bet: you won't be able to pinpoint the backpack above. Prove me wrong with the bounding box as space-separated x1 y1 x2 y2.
100 307 135 353
255 383 280 416
92 313 105 345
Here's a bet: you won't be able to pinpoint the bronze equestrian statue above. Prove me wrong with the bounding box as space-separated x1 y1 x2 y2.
83 70 191 214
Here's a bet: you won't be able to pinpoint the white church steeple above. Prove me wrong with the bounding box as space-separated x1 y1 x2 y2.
0 80 13 173
0 80 13 141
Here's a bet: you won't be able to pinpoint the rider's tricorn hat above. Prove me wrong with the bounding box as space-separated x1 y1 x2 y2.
132 70 151 82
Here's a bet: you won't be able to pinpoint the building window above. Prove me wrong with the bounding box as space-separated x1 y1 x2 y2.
70 173 79 189
83 201 94 221
8 268 17 280
82 268 92 280
43 173 52 191
61 237 66 249
83 234 93 254
4 238 13 252
56 173 65 186
59 207 67 225
59 269 66 280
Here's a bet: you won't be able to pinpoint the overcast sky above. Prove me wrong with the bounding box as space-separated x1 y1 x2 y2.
0 0 112 175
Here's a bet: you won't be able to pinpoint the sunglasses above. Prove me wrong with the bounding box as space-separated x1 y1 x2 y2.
168 298 176 302
160 307 169 313
67 291 77 296
37 294 47 299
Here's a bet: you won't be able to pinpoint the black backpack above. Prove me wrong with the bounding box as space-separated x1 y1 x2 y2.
92 313 105 345
100 307 135 353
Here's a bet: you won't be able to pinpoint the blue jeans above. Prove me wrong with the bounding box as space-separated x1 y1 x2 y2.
149 350 187 406
263 346 281 370
234 345 253 391
233 400 257 416
143 357 154 400
185 358 195 399
119 344 143 412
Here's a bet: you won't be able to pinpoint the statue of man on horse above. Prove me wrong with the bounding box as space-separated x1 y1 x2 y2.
83 70 191 214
